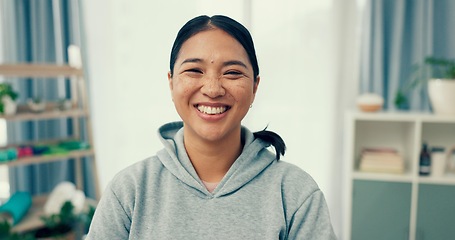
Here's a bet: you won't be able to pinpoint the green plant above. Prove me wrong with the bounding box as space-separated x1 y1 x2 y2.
36 200 95 239
0 219 34 240
0 83 19 113
394 57 455 109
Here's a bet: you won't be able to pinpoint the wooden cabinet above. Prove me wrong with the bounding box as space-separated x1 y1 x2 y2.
0 46 99 233
344 111 455 240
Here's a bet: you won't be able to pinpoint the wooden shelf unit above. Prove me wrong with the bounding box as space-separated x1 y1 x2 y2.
0 46 100 234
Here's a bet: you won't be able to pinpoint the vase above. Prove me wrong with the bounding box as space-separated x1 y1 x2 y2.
428 79 455 115
1 95 17 115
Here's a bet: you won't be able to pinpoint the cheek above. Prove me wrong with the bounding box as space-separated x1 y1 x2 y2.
173 80 194 98
228 83 255 104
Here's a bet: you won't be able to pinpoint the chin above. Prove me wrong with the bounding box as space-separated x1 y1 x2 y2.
197 128 227 142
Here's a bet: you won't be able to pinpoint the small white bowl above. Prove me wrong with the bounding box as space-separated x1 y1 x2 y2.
357 93 384 112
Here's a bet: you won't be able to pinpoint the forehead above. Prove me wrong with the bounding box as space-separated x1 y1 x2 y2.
177 29 249 61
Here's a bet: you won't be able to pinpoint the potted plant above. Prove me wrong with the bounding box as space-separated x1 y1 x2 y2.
35 201 95 240
27 97 46 113
0 220 34 240
394 57 455 115
0 83 19 115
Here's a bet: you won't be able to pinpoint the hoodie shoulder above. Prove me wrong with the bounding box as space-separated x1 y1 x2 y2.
268 162 336 239
269 161 321 203
108 156 164 193
273 161 319 187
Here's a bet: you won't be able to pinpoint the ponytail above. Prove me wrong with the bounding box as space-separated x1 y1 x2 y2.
253 127 286 161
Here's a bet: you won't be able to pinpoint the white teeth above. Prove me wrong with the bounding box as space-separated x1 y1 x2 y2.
197 105 227 115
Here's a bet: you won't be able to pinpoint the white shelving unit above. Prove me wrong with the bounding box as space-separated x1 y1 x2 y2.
0 46 100 234
344 111 455 240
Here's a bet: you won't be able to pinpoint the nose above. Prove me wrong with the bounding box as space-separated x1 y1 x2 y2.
201 76 225 98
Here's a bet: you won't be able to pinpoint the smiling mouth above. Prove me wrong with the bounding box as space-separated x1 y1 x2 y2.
195 104 230 115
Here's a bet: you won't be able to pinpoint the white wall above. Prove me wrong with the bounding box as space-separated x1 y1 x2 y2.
83 0 247 194
83 0 361 238
247 0 337 199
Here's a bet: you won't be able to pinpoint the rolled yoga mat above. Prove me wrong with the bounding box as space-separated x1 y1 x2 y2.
0 192 32 225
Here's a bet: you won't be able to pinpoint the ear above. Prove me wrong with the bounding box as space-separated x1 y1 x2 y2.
168 71 173 90
253 76 260 94
251 76 260 103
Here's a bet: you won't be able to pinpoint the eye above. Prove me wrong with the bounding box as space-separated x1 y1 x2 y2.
224 70 243 79
185 68 203 74
182 68 203 78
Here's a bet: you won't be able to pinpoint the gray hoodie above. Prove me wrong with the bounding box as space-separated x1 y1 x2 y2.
86 122 336 239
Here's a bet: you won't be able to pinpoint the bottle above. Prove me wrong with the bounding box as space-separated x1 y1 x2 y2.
419 143 431 176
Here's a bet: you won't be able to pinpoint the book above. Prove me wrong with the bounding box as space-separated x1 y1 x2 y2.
359 147 405 174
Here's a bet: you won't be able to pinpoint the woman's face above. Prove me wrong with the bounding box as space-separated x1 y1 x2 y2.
169 28 259 143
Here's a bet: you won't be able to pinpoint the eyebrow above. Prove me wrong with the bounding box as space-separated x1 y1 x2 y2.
180 58 248 69
223 60 248 69
180 58 202 65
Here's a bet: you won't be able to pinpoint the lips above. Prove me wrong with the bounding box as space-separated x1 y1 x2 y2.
195 104 230 115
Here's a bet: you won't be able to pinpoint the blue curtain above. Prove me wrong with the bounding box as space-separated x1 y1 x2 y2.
359 0 455 111
1 0 95 198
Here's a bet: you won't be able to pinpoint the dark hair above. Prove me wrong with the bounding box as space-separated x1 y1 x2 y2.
170 15 286 160
170 15 259 80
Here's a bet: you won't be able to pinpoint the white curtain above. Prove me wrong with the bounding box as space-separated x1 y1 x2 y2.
359 0 455 111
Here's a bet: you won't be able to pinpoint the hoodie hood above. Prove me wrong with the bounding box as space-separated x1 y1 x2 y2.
156 121 276 198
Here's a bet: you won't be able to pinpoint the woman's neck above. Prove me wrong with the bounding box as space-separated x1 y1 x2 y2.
183 128 243 183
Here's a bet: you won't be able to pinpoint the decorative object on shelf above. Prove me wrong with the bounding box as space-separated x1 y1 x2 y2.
0 148 18 162
58 140 90 151
358 147 404 174
419 143 431 176
57 99 72 111
0 83 19 114
0 192 32 225
431 147 447 177
0 140 90 163
1 95 18 116
0 192 33 238
16 146 33 158
27 98 46 113
428 79 455 115
448 145 455 173
394 57 455 114
0 220 34 240
356 93 384 112
35 182 95 239
44 182 85 216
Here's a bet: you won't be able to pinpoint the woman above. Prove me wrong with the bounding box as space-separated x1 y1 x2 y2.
87 15 336 239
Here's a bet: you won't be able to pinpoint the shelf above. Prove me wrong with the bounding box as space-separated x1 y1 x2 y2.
0 64 83 77
346 111 455 240
0 149 94 167
11 195 97 233
418 173 455 185
350 110 455 123
0 109 88 121
353 171 413 183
